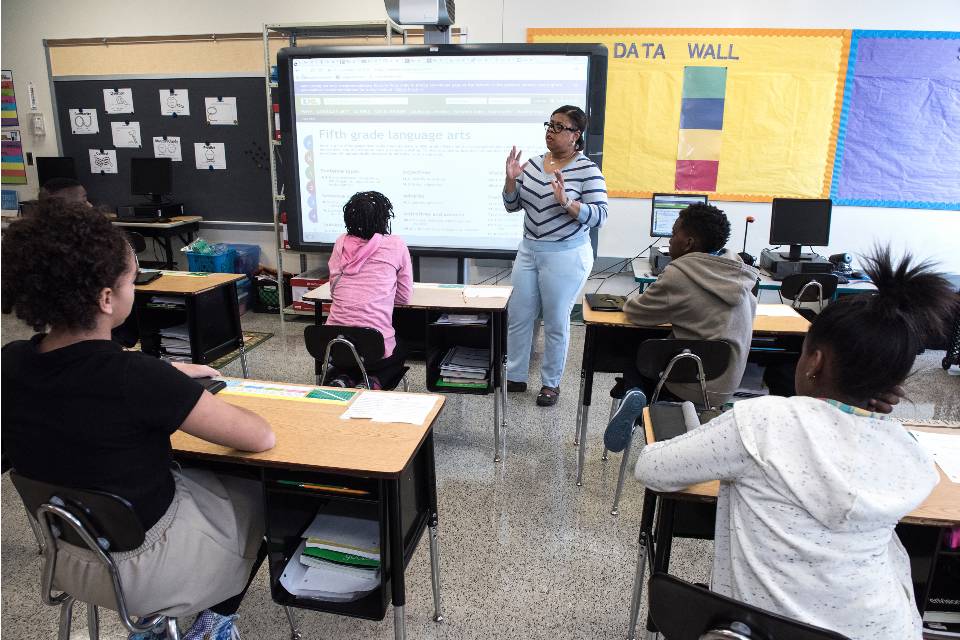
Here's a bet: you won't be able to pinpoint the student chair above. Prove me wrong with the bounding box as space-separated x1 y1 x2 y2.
779 273 839 322
9 471 182 640
126 231 148 255
304 324 409 391
608 339 731 516
647 573 851 640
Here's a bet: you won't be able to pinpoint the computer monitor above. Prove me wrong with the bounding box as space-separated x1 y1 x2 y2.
769 198 832 261
130 157 173 203
36 157 77 186
650 193 709 237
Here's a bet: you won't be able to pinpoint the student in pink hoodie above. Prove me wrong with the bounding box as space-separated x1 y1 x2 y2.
324 191 413 389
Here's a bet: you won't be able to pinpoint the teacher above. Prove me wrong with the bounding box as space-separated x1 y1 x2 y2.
503 105 608 407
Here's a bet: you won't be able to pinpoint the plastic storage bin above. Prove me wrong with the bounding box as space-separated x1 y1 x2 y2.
226 243 261 278
237 276 252 315
186 245 235 273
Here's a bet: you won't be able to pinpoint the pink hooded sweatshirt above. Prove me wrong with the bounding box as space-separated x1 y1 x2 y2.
326 233 413 358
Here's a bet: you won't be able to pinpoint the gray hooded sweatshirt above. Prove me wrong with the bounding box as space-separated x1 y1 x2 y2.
622 250 759 405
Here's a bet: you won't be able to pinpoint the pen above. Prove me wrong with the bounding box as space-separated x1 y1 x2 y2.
276 480 369 496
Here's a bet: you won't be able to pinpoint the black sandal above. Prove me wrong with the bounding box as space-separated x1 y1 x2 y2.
536 386 560 407
506 380 527 392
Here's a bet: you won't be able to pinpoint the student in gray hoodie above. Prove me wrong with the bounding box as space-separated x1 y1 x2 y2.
619 203 759 407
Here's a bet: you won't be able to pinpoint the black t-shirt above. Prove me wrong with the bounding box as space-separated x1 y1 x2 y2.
1 336 204 529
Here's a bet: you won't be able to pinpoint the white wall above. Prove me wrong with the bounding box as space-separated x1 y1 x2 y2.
3 0 958 273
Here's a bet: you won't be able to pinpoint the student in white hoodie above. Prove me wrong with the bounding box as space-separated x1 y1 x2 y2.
634 248 955 640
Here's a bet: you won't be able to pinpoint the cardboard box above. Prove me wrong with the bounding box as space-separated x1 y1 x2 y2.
291 267 329 311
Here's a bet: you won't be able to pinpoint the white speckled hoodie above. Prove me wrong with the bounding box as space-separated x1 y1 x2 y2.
636 395 940 640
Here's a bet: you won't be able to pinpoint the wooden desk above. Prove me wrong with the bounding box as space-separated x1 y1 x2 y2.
574 299 810 486
135 272 247 375
112 215 202 269
172 380 445 639
304 282 512 462
626 407 960 640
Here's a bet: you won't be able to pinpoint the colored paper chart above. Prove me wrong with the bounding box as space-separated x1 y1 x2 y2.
528 29 851 201
1 70 18 127
1 131 27 185
830 31 960 210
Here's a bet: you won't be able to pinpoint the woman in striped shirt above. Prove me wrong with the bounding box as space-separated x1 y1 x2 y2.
503 105 608 406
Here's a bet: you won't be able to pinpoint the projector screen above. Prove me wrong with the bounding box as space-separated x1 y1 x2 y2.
277 44 608 256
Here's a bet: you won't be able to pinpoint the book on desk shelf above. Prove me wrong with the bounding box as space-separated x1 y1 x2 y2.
432 313 489 326
439 345 490 388
146 295 185 310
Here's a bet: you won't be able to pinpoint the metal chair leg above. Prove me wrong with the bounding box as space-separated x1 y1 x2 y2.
429 524 444 623
58 596 76 640
283 606 302 640
239 343 249 378
611 425 636 516
402 375 409 392
87 604 99 640
626 537 648 640
166 617 181 640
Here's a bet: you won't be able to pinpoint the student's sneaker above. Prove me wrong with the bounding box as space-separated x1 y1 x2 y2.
604 389 647 453
327 374 354 388
356 375 382 390
183 610 240 640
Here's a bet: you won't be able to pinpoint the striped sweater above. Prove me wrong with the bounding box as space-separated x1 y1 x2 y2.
502 153 608 243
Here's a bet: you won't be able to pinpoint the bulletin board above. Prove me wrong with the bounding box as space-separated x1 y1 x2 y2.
528 28 851 202
54 77 272 222
830 30 960 210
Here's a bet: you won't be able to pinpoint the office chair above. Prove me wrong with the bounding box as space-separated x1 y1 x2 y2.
779 273 839 322
607 339 731 516
10 471 182 640
304 324 409 391
647 573 851 640
126 231 148 255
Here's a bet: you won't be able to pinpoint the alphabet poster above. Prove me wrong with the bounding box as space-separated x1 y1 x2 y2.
528 28 851 201
2 70 19 127
159 89 190 116
69 108 99 134
88 149 117 174
153 136 182 162
194 142 226 170
1 130 27 185
205 97 238 125
830 31 960 210
103 88 134 114
111 121 142 148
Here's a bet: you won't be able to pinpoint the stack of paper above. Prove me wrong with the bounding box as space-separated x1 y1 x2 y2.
279 505 380 602
340 391 438 425
433 313 488 326
159 323 191 356
438 345 489 388
146 294 185 310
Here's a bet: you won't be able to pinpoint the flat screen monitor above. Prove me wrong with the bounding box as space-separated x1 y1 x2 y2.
36 157 77 186
650 193 709 237
130 157 173 203
277 44 608 257
769 198 832 260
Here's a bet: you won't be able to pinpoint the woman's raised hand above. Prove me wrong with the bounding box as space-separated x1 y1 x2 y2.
506 146 526 180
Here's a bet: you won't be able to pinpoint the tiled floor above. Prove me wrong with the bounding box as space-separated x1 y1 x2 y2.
2 311 957 639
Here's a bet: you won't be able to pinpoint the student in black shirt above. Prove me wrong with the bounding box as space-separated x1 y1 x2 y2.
1 201 275 640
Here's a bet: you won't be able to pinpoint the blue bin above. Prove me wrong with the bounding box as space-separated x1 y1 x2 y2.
186 245 235 273
226 243 261 277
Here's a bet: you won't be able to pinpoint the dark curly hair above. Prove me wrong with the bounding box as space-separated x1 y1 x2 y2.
552 105 588 151
1 201 132 332
343 191 393 240
677 203 731 253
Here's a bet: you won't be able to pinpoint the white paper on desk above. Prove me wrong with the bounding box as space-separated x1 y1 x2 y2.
755 304 799 317
88 149 117 174
153 136 182 161
910 430 960 483
70 109 99 134
463 286 511 298
110 121 141 148
194 142 226 170
159 89 190 116
204 97 238 125
103 88 134 114
341 391 436 425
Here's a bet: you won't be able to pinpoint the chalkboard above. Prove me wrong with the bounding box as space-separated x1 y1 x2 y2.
53 77 272 223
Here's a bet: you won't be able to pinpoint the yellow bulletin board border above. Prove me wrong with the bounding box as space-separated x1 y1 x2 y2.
528 28 852 202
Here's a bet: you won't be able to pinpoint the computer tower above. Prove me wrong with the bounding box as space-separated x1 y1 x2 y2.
759 249 832 281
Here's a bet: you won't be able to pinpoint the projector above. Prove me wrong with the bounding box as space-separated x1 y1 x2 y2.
384 0 455 25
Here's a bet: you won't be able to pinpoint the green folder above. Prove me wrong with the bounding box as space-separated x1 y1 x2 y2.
301 546 380 569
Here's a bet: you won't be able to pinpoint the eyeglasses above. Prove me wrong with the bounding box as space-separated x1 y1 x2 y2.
544 121 579 134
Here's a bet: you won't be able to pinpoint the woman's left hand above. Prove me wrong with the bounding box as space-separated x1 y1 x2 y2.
551 170 567 206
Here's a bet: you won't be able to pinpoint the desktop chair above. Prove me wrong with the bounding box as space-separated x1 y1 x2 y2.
647 572 851 640
779 273 839 322
304 325 409 391
607 339 731 516
126 231 148 255
9 471 182 640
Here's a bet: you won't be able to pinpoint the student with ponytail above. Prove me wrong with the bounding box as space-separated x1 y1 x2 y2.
635 247 957 640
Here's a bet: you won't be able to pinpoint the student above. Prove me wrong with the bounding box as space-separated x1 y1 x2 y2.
606 204 758 447
1 202 275 640
324 191 413 389
38 177 92 207
634 248 955 640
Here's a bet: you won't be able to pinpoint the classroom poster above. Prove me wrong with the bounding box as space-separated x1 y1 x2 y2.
153 136 183 161
88 149 118 174
1 70 19 126
194 142 226 170
1 130 27 185
110 121 142 148
528 28 851 201
830 31 960 210
159 89 190 116
103 88 134 114
69 108 99 134
205 97 238 125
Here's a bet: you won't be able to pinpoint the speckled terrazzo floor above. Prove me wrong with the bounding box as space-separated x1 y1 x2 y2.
2 310 958 640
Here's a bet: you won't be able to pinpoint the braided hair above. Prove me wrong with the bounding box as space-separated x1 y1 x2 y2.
343 191 394 240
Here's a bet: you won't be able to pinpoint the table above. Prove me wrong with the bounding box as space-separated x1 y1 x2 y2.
631 258 876 297
304 282 512 462
135 272 248 376
574 300 810 486
112 215 202 269
627 407 960 640
171 380 446 640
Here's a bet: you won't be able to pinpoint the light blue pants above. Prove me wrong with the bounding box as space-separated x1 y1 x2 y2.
507 240 593 389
